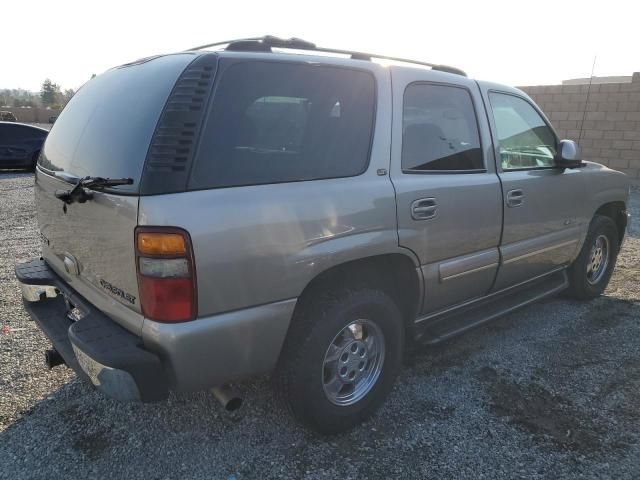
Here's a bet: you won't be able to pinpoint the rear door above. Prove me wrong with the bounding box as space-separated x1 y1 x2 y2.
479 85 586 290
390 69 502 314
35 53 197 334
0 124 14 161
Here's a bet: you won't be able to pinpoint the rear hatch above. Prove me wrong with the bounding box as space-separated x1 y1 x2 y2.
35 53 198 334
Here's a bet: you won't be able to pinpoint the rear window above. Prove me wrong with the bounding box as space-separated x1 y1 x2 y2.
38 54 196 193
189 61 376 189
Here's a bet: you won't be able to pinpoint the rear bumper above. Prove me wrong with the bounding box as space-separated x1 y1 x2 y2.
16 259 168 402
16 258 297 398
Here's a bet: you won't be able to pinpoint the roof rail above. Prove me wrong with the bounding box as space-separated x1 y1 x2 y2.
187 36 467 77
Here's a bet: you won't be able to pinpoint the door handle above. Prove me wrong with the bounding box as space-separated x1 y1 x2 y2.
506 189 524 208
411 197 437 220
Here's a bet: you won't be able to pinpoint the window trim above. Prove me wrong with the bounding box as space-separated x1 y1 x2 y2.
186 58 379 192
487 90 560 173
401 81 487 175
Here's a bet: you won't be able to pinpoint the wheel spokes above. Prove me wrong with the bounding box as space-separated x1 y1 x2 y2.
586 234 610 285
364 334 377 358
323 343 342 365
321 319 386 406
324 376 344 396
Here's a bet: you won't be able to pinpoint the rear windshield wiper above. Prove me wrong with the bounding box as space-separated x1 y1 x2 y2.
54 176 133 204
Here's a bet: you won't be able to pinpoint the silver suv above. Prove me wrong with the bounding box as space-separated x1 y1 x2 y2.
16 37 630 433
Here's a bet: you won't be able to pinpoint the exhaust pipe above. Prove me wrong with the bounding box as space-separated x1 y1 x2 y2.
45 348 65 369
210 384 243 411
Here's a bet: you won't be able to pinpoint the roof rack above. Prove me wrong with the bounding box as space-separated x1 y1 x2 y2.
187 36 467 77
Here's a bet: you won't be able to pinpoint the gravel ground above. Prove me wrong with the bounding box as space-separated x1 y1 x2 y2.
0 173 639 480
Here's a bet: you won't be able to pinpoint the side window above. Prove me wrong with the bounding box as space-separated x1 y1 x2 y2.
402 84 483 172
189 62 376 190
488 93 557 170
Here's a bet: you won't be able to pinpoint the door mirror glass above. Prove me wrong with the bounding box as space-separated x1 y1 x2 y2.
556 139 582 168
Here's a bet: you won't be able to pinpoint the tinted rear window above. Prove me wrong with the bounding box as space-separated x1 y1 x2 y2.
189 61 376 189
402 84 483 172
39 54 196 193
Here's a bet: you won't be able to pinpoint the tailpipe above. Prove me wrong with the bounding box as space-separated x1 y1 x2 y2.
210 384 243 411
45 348 65 369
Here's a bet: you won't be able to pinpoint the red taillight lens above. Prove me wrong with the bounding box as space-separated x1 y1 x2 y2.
138 277 194 321
135 227 197 323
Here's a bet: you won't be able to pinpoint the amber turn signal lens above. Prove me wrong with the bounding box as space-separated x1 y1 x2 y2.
137 232 186 255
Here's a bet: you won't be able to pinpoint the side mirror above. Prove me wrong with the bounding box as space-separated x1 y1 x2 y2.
555 139 582 168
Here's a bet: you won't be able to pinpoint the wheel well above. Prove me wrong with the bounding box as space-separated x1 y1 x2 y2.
595 201 627 245
296 254 422 331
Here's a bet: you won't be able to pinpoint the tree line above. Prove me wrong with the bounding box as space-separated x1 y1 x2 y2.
0 77 90 110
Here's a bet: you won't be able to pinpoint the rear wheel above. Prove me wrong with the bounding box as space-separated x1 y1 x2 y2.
566 215 619 300
274 287 404 434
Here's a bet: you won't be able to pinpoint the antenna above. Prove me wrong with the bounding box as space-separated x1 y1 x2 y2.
578 56 597 143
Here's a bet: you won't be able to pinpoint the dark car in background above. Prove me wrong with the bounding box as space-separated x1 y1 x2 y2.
0 122 48 170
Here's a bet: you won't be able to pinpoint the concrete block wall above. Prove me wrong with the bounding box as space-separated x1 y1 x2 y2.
520 72 640 183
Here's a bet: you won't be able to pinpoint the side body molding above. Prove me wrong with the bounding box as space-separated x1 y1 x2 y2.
439 249 500 282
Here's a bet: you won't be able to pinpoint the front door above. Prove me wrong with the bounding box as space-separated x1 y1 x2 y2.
391 72 502 314
481 88 586 291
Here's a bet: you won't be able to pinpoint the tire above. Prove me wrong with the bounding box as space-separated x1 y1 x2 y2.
566 214 619 300
274 287 404 434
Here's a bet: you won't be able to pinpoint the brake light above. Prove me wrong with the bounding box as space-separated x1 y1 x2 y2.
135 227 197 322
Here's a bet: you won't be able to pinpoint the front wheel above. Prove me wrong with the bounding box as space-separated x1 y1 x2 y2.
566 215 619 300
274 287 404 434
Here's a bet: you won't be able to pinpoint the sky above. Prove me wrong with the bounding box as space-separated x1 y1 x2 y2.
1 0 638 92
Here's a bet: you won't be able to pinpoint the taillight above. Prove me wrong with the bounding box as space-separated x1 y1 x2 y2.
135 227 197 322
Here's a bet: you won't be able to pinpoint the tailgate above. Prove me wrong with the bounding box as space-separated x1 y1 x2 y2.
34 53 197 334
36 172 144 333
